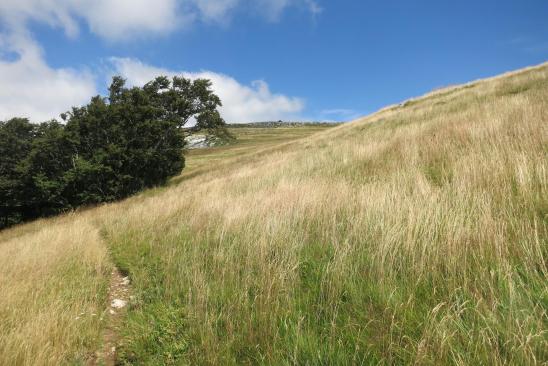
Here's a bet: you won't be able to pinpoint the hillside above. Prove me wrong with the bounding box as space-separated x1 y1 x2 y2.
1 63 547 365
184 123 339 149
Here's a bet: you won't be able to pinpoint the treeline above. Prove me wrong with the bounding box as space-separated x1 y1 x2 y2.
0 76 226 229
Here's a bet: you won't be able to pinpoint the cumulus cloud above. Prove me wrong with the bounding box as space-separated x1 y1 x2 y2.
0 32 96 121
111 57 305 123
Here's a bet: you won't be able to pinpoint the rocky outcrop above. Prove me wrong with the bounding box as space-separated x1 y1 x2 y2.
185 134 219 149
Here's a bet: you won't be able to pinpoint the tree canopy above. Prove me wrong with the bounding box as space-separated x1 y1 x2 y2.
0 75 226 229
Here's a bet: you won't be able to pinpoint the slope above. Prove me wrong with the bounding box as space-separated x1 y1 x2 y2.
1 63 547 365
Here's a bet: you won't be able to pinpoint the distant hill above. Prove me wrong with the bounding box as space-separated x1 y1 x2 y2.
184 121 340 149
226 121 343 128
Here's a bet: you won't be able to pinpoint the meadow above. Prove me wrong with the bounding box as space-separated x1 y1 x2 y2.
0 63 546 365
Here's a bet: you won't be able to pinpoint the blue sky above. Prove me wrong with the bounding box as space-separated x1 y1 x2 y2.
0 0 547 123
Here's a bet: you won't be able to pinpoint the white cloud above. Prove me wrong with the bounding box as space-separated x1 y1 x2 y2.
111 57 305 123
0 0 321 41
255 0 322 22
0 0 182 41
82 0 184 40
0 32 96 121
192 0 240 23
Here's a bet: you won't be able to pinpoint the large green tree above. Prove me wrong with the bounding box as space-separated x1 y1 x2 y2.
64 76 226 202
0 75 226 229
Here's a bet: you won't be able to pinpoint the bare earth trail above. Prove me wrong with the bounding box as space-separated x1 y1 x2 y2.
89 267 131 366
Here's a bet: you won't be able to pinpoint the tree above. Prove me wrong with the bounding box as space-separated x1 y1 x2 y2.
0 75 226 229
0 118 35 226
23 121 77 216
65 75 226 201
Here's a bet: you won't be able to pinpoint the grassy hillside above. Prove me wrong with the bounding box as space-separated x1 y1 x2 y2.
181 125 335 179
1 63 547 365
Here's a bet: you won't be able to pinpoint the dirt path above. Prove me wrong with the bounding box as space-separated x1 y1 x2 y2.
89 267 131 365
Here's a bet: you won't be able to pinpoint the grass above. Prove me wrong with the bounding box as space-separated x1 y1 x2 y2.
0 215 110 365
1 62 547 365
0 124 331 365
177 125 334 184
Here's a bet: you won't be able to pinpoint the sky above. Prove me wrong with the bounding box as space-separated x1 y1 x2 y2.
0 0 547 123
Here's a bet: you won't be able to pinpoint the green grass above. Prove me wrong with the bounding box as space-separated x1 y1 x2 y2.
1 64 547 365
103 65 547 365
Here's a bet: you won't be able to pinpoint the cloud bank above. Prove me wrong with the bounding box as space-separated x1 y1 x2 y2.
111 58 304 123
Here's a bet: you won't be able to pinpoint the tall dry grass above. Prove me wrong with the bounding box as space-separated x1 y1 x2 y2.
0 216 110 365
96 63 547 364
1 62 547 364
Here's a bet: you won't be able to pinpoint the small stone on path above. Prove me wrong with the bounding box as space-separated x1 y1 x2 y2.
111 299 127 309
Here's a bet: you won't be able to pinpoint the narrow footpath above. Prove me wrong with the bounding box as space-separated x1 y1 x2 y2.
89 267 131 365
